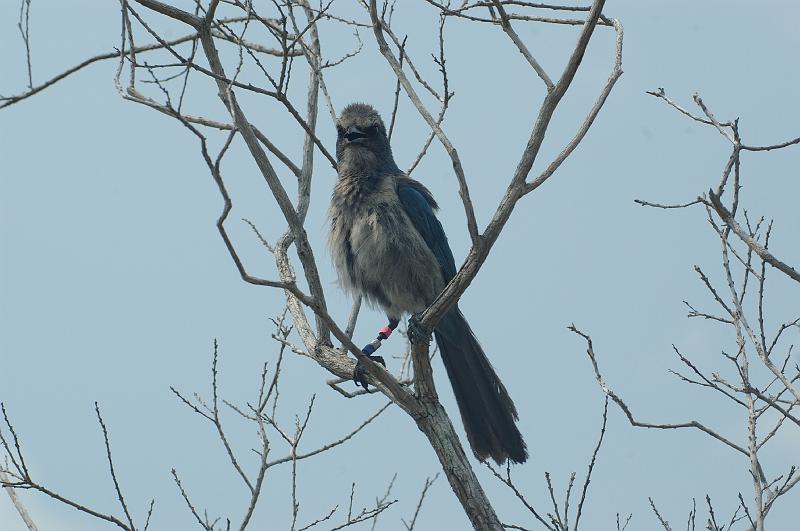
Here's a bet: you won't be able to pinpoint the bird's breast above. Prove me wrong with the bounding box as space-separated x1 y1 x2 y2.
328 179 444 315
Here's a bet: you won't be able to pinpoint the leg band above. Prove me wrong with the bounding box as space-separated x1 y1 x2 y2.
362 339 383 356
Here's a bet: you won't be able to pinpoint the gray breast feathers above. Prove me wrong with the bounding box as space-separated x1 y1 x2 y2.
328 175 444 319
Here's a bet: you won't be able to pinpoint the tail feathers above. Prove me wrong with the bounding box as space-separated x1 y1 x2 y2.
434 308 528 464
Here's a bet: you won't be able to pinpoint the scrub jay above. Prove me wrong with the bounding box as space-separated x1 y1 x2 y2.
328 103 527 464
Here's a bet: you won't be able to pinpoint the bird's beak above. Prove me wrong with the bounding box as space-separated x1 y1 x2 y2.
345 126 368 144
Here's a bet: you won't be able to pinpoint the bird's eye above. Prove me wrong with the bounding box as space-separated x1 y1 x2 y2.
366 124 379 135
336 125 345 136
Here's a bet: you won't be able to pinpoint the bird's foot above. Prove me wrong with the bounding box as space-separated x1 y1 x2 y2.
353 351 386 391
407 314 431 345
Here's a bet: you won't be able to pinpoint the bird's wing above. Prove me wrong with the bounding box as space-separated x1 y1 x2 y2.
396 177 457 283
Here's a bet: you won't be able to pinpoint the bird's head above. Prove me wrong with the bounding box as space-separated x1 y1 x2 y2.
336 103 397 175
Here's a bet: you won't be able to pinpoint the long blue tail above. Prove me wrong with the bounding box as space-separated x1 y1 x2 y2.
434 307 528 464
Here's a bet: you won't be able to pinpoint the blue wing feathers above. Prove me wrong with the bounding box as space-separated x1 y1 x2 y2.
397 178 457 282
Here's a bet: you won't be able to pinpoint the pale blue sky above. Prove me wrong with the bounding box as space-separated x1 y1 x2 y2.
2 1 799 530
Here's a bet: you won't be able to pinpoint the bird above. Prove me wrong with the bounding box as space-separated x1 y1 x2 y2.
328 102 527 465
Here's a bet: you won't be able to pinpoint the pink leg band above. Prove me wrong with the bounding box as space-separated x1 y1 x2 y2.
379 325 393 337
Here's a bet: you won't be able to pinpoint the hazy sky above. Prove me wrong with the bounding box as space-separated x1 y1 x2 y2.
2 1 799 530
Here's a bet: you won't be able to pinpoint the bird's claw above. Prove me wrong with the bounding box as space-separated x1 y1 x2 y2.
407 314 431 345
353 353 386 391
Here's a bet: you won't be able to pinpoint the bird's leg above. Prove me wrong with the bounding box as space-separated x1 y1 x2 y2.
353 318 400 390
406 313 432 345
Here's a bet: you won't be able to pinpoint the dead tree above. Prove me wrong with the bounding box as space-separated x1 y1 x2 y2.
1 1 623 530
572 91 800 530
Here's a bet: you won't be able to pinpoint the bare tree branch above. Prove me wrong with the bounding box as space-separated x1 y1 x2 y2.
569 326 749 456
1 468 39 531
706 190 800 284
